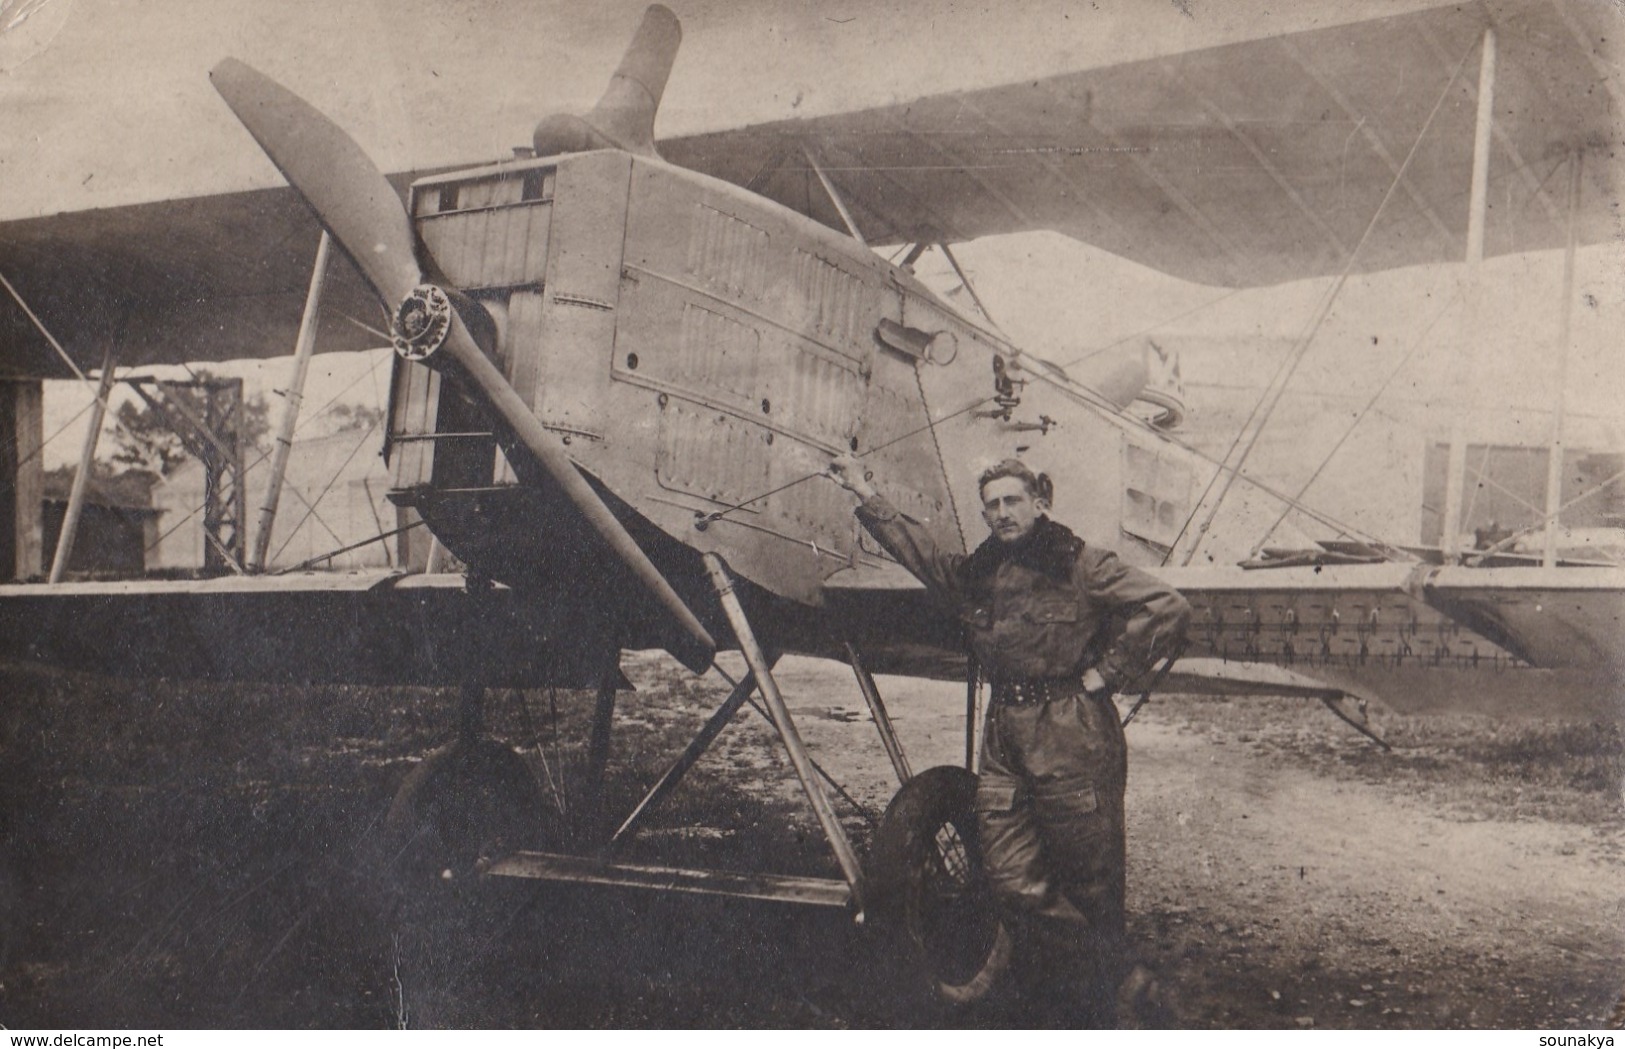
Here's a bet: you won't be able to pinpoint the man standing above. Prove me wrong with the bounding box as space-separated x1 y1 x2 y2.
827 454 1189 1024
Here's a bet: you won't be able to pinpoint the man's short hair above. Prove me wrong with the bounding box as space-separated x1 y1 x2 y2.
977 458 1053 503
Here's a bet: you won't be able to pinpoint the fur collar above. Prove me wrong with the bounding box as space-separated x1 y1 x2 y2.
960 515 1084 585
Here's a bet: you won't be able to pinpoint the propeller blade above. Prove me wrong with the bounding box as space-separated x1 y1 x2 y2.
210 58 422 307
212 56 715 666
435 316 717 666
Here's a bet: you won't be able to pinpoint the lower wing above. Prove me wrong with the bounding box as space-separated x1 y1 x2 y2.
821 561 1625 720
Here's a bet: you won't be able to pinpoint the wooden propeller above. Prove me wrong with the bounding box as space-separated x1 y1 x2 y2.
210 55 716 669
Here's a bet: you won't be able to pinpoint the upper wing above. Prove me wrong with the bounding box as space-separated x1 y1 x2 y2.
663 0 1621 287
0 178 421 377
3 1 1615 378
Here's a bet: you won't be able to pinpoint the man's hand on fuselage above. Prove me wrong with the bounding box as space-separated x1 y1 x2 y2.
826 453 877 501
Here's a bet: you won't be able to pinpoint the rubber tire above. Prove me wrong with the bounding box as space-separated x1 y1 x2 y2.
379 738 548 1026
383 736 547 889
869 765 1013 1005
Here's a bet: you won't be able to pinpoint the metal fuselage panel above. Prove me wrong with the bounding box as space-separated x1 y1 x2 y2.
385 148 1210 606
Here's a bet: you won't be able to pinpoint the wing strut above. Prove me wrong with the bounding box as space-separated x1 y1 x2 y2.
1540 151 1584 567
938 243 1006 337
48 348 116 583
251 230 332 572
802 147 866 245
1439 27 1499 564
1170 35 1479 567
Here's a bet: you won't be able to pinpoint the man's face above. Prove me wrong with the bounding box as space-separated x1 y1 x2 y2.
980 476 1047 545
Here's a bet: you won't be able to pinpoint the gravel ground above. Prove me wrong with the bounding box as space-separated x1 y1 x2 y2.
1 653 1620 1029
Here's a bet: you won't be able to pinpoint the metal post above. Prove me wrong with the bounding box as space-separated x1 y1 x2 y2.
703 554 865 907
1543 151 1582 567
844 642 912 786
49 349 116 583
607 669 758 851
225 378 247 569
252 231 332 572
1440 27 1496 562
130 377 248 571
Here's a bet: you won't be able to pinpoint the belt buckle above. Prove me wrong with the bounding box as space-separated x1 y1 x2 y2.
1000 679 1041 705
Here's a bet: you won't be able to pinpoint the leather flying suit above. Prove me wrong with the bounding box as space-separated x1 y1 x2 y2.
854 494 1190 997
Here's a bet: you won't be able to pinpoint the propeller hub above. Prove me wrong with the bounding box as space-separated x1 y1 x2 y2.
391 284 452 361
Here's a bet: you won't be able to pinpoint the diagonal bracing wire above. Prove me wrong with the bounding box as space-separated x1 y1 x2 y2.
694 394 995 528
0 269 395 565
268 418 381 565
144 352 390 558
1061 286 1246 371
1466 464 1625 563
1166 37 1479 567
1251 286 1462 554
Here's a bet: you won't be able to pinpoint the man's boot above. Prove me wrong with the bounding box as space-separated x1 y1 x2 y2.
1117 962 1177 1028
1021 918 1118 1027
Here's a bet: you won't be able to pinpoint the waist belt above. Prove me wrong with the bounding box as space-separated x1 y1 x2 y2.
989 676 1085 707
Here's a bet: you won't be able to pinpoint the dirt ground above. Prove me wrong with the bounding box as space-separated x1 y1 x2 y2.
0 652 1621 1029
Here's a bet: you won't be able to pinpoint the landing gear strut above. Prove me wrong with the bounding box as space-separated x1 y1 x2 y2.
378 564 1018 1009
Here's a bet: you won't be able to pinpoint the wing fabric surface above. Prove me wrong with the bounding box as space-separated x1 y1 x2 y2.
822 562 1625 717
665 0 1620 286
1 562 1617 714
1 0 1617 377
0 183 404 376
0 573 620 689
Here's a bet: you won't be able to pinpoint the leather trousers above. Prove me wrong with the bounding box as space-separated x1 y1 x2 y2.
976 690 1128 1020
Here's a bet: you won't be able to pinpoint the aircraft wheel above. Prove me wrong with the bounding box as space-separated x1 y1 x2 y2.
869 765 1012 1005
382 736 546 891
379 738 550 1025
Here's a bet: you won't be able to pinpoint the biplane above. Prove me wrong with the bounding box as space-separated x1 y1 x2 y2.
0 0 1620 1003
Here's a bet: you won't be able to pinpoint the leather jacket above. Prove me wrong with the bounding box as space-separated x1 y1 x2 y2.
855 494 1190 692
